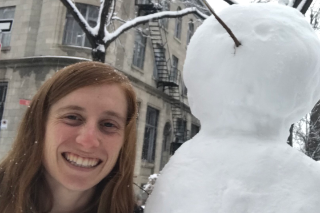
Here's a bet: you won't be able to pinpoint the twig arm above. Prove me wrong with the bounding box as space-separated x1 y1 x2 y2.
202 0 241 47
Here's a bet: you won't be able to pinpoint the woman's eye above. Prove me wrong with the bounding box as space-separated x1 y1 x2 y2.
103 122 116 128
101 121 120 133
66 115 79 120
63 115 82 125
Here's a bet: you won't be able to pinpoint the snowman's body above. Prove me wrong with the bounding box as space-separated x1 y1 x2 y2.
148 135 320 212
145 3 320 213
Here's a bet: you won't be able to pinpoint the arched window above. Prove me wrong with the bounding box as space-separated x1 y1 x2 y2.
174 7 182 39
187 19 194 45
160 122 172 169
142 106 159 163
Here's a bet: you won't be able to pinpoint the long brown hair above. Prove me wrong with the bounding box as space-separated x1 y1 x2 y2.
0 61 138 213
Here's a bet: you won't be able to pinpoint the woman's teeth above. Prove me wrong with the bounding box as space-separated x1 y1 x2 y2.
64 152 100 168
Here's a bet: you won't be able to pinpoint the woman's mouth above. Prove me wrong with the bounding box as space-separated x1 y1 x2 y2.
62 152 101 168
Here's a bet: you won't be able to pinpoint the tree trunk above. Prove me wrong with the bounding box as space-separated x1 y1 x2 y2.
91 42 107 63
91 49 106 63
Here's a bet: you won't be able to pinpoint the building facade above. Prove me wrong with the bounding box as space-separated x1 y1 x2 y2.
0 0 201 199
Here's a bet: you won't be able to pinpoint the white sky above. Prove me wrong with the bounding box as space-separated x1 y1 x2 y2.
207 0 253 12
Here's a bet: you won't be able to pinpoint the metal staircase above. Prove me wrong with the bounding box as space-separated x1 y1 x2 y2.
135 0 189 154
149 20 179 88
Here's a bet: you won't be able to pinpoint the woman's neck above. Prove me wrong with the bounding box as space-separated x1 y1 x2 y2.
50 188 94 213
45 173 95 213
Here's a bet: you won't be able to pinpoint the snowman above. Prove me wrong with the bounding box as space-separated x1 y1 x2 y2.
145 3 320 213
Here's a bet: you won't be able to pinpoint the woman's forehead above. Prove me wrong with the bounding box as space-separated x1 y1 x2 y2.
50 84 128 118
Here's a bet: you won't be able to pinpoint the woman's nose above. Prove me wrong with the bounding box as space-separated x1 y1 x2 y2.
76 122 100 149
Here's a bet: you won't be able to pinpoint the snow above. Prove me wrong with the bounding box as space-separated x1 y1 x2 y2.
93 44 106 53
145 4 320 213
63 0 208 47
103 8 208 43
143 174 160 195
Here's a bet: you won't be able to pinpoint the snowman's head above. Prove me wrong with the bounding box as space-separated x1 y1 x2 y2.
184 4 320 139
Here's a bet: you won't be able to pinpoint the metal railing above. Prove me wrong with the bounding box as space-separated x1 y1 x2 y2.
135 0 156 5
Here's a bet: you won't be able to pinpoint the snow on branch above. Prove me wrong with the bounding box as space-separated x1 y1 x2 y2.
297 0 308 10
112 16 126 23
60 0 96 45
104 7 208 44
97 0 112 38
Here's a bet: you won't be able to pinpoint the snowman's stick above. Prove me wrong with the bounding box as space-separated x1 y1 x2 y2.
202 0 241 47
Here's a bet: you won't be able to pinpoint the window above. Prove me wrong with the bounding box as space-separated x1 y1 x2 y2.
171 55 179 82
176 118 187 142
132 31 147 69
191 124 200 138
182 80 187 96
174 7 182 39
63 3 99 47
162 122 171 154
0 7 15 47
142 106 159 163
0 82 8 123
160 2 170 29
187 19 194 45
153 61 158 80
160 122 172 169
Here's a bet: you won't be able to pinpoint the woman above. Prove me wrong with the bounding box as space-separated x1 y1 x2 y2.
0 61 138 213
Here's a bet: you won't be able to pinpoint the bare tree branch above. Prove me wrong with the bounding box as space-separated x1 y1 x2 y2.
60 0 95 45
98 0 112 38
112 16 126 23
60 0 209 62
107 0 116 27
104 7 208 46
293 0 314 14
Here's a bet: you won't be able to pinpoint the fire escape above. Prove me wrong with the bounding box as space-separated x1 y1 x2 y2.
135 0 189 154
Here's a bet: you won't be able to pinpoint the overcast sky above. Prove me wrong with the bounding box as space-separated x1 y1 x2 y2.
207 0 252 12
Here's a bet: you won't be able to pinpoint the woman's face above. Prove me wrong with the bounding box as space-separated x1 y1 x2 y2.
43 83 127 192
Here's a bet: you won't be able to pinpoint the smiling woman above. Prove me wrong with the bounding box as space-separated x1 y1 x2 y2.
0 62 138 213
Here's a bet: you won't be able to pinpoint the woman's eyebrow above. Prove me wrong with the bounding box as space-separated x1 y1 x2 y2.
102 111 126 123
56 105 126 122
56 105 85 113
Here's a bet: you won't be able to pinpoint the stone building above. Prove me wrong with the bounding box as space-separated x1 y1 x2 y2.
0 0 202 196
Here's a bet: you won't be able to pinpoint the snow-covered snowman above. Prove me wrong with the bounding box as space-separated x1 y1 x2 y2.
145 3 320 213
